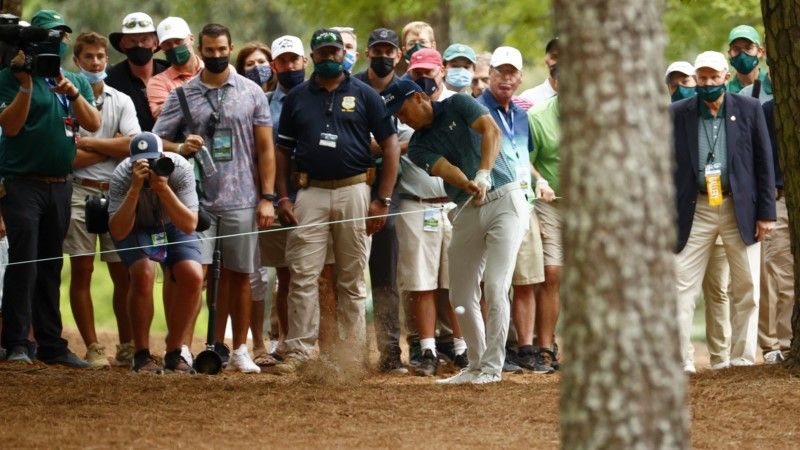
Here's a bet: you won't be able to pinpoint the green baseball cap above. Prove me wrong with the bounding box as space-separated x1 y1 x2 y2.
31 9 72 32
443 43 477 64
728 25 760 46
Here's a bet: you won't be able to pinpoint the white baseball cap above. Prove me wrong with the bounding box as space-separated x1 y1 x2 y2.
664 61 695 83
490 46 523 71
271 35 305 58
109 12 157 53
156 16 191 45
694 51 729 73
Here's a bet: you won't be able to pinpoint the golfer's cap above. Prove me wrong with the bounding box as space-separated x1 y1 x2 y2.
368 28 400 49
157 16 191 45
310 28 344 51
383 79 423 116
664 61 695 83
271 35 304 58
130 132 163 160
110 12 157 53
728 25 761 46
408 48 442 71
694 51 729 73
490 46 523 71
31 9 71 33
443 43 477 64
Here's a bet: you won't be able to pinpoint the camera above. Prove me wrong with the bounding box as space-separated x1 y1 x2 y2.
147 156 175 177
0 14 63 78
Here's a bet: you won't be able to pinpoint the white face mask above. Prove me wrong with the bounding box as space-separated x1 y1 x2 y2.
79 65 108 84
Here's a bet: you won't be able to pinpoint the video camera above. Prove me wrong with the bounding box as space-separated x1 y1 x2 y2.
0 14 62 77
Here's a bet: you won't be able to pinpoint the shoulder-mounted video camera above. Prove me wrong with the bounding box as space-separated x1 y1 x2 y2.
0 14 63 78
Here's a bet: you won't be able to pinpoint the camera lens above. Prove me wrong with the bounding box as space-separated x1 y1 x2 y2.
147 157 175 177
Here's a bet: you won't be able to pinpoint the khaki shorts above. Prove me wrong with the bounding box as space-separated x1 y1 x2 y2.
512 207 545 285
259 226 334 268
535 200 562 266
199 207 257 273
396 199 451 292
63 183 120 263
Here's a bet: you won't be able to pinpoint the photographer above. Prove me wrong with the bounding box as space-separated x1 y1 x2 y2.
108 132 202 374
0 9 100 367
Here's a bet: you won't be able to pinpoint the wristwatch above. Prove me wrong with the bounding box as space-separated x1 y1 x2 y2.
261 193 277 202
381 197 392 207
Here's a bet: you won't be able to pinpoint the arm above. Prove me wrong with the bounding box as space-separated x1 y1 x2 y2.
0 52 33 136
73 149 108 168
366 133 400 235
255 125 276 228
146 76 169 119
275 144 297 226
752 102 776 240
531 165 555 201
472 114 501 171
77 136 134 159
109 160 149 241
52 74 101 132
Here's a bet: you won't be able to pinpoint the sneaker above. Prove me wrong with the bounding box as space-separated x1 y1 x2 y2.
533 348 557 374
378 352 409 374
502 355 523 374
453 352 469 369
435 368 480 385
683 361 696 374
180 345 194 367
730 357 754 367
436 340 456 364
253 348 279 367
710 360 730 370
133 350 163 374
84 343 110 369
414 349 439 377
471 372 502 385
270 354 305 375
763 350 784 365
214 342 231 367
6 345 32 364
408 336 422 367
551 341 560 370
41 351 91 369
112 341 135 367
227 344 261 374
164 349 196 374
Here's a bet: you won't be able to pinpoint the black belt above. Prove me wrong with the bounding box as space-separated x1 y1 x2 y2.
399 193 449 203
19 175 67 184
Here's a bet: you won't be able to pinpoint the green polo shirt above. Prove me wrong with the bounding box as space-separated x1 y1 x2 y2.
0 69 94 177
727 68 769 94
528 96 562 196
697 99 729 192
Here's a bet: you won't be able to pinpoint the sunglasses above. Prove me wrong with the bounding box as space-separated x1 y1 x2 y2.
123 19 153 29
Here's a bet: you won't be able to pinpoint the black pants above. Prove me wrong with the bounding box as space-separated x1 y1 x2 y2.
0 178 71 359
369 187 400 356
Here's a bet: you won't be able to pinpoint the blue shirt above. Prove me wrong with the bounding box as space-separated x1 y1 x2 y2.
276 74 395 180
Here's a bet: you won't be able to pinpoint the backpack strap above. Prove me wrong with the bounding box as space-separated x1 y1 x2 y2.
751 79 761 99
175 86 197 133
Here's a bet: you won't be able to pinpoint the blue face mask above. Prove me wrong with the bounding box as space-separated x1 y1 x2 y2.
343 51 357 72
245 64 272 86
80 67 107 85
445 67 472 89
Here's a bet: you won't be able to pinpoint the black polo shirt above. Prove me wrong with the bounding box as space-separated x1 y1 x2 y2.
277 73 396 180
106 58 169 132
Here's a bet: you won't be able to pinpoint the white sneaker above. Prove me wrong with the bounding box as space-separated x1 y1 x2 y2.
683 361 696 374
227 345 261 374
763 350 784 365
181 345 193 367
435 369 479 385
710 360 730 370
471 372 502 385
730 357 754 367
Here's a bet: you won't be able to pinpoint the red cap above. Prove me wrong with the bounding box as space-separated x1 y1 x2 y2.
408 48 443 71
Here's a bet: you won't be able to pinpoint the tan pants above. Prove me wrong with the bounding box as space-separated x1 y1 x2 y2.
702 240 731 366
759 196 794 352
676 196 760 365
284 184 371 359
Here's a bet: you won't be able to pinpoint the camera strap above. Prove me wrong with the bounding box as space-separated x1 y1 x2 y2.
175 86 196 134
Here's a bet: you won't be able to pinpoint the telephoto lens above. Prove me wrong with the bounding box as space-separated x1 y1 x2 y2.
148 156 175 177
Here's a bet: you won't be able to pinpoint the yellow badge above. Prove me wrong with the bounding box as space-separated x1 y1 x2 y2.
341 96 356 112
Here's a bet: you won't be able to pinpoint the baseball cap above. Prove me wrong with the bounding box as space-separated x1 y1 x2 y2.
408 48 442 71
109 12 157 54
443 43 477 64
728 25 761 46
694 51 729 73
272 35 305 58
31 9 72 33
157 17 191 45
383 79 423 116
490 46 523 71
664 61 695 83
368 28 400 49
130 132 164 160
310 28 344 51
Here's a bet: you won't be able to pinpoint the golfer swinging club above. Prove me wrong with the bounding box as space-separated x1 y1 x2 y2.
384 79 528 384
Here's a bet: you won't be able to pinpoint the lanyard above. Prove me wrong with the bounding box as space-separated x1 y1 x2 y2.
204 85 229 116
45 78 71 116
701 116 722 164
497 108 515 146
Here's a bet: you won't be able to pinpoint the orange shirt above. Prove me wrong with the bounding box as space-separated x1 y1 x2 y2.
146 55 204 119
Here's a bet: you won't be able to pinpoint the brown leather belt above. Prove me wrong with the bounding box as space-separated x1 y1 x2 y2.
72 176 110 191
399 193 449 203
309 173 367 189
21 175 67 184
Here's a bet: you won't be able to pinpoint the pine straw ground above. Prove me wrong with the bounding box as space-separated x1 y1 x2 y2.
0 329 798 449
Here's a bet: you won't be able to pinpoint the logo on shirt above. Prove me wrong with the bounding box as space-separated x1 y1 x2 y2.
448 121 456 131
341 96 356 112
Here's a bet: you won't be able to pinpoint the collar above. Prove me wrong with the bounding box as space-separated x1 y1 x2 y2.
309 71 351 93
480 88 520 116
698 95 726 119
273 86 287 102
198 68 237 92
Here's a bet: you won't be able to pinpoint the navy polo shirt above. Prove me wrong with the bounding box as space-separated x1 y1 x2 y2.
277 73 396 180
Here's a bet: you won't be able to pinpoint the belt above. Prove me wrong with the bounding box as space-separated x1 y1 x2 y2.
72 176 110 191
20 175 67 184
309 173 367 189
480 181 524 205
399 193 449 203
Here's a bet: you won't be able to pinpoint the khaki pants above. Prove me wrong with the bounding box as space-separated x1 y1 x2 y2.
284 184 371 359
701 240 731 366
759 196 794 352
676 196 760 365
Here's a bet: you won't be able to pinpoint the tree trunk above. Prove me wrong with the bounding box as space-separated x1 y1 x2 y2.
554 1 689 448
2 0 22 16
761 0 800 368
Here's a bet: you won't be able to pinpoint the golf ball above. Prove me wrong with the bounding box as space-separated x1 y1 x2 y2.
455 306 466 315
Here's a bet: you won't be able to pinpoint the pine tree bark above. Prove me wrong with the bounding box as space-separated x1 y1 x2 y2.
554 1 689 448
761 0 800 368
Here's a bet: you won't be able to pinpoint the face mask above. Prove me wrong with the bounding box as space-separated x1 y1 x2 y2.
670 85 696 102
445 67 472 89
405 43 423 61
59 42 68 59
80 66 107 85
343 51 357 72
370 56 395 78
315 60 344 78
730 52 759 75
125 46 154 66
277 69 305 89
696 84 725 102
414 76 438 96
203 55 229 74
165 44 191 66
245 64 272 86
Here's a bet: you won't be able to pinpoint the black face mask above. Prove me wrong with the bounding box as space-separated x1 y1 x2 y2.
370 56 395 78
277 69 305 90
415 77 438 96
203 56 229 74
125 46 154 66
